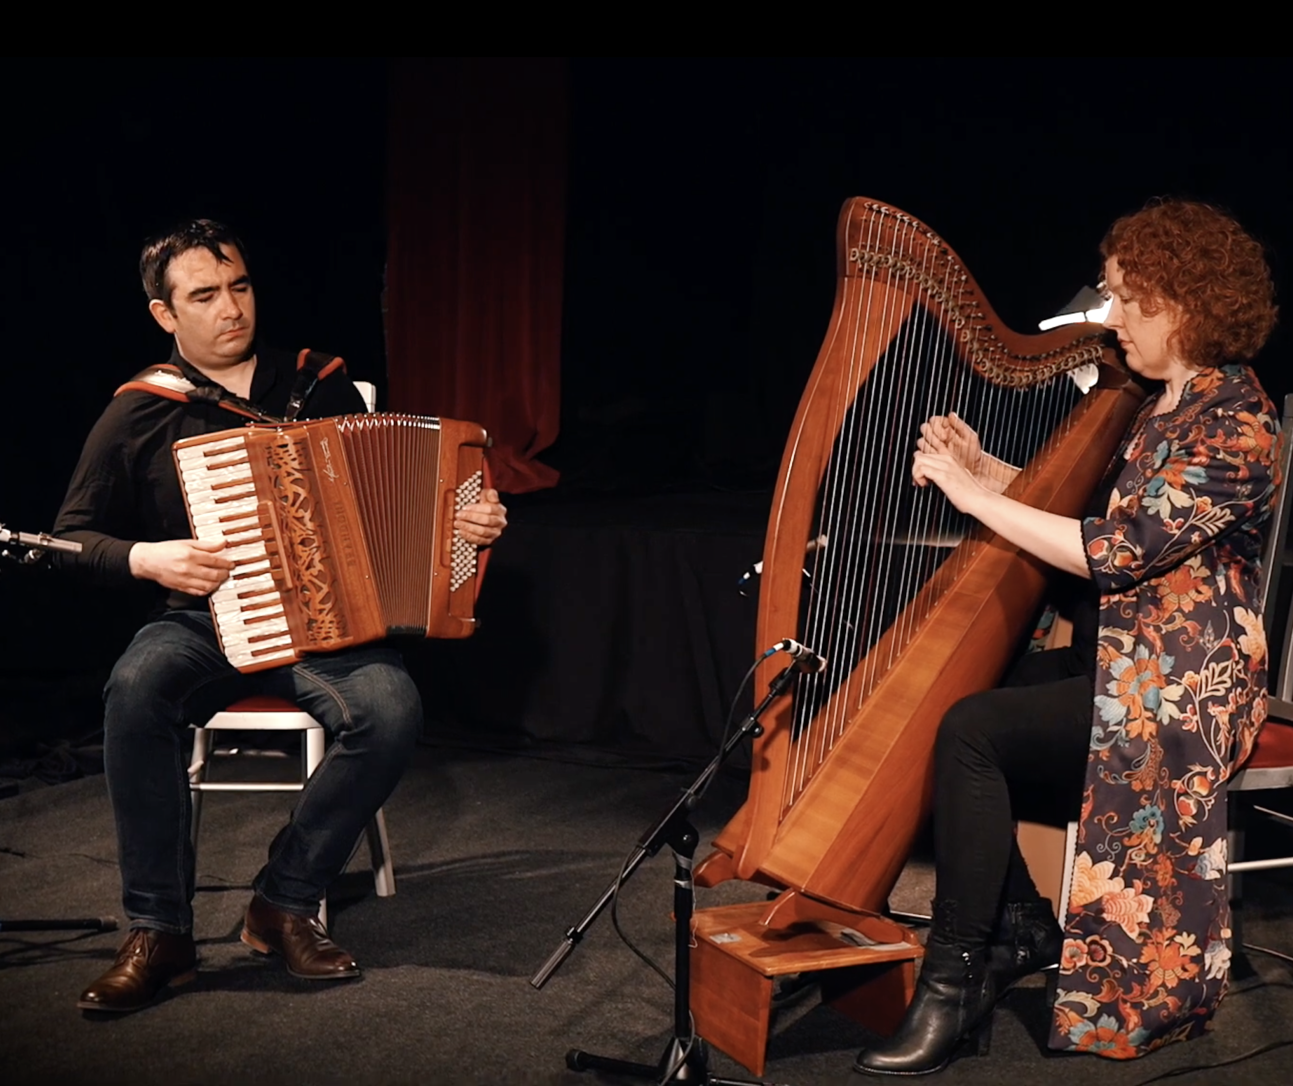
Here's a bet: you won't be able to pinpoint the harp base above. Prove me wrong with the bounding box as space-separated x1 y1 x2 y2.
690 901 921 1077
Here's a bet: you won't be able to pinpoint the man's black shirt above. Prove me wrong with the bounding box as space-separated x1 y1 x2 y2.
54 344 364 613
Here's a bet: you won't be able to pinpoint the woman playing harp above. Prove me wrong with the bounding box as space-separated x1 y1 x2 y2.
855 200 1279 1075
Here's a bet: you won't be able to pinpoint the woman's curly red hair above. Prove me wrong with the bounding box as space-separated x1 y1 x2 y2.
1101 199 1276 367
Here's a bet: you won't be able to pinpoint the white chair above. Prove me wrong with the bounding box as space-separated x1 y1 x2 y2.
353 379 377 413
1229 723 1293 874
188 695 396 926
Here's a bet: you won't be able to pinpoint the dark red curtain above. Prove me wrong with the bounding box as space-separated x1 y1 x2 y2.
386 58 566 493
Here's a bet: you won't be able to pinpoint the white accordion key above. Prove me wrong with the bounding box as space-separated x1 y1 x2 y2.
216 598 284 624
221 541 267 563
180 462 252 490
221 527 265 545
192 497 259 524
195 515 263 544
187 482 256 516
198 449 250 468
212 590 278 615
227 640 297 669
214 572 275 600
176 435 246 462
221 616 291 646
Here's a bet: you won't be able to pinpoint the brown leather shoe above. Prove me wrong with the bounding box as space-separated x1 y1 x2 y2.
77 929 197 1013
241 894 360 980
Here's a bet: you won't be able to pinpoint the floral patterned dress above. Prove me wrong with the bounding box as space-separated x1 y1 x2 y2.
1049 363 1281 1058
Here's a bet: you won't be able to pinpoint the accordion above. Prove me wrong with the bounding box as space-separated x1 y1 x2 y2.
174 414 490 672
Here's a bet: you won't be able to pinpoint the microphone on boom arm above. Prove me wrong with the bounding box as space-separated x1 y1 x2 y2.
0 524 82 566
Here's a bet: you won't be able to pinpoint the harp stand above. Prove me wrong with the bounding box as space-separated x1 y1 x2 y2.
533 665 802 1086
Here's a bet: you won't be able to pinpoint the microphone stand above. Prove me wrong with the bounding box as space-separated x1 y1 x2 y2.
532 663 804 1086
0 525 115 932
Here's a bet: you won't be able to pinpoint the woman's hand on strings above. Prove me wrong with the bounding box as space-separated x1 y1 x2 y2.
914 431 1090 579
918 412 983 474
912 448 989 515
917 412 1018 493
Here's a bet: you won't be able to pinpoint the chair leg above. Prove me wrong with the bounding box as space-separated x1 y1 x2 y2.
188 727 211 850
367 810 396 897
1058 820 1078 921
1228 794 1249 905
304 728 326 778
188 717 392 929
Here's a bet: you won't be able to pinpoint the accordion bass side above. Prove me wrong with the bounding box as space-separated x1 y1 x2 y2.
174 413 490 673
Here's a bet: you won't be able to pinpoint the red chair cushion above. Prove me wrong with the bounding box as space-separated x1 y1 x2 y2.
1247 719 1293 769
220 696 303 713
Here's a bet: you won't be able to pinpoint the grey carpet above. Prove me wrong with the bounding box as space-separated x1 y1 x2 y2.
1 746 1290 1086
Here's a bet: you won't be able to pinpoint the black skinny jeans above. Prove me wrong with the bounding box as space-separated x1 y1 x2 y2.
932 647 1093 947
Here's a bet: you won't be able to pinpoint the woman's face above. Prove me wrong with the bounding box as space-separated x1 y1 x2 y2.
1102 256 1187 382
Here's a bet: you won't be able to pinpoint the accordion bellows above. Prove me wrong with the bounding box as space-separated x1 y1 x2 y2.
174 413 489 672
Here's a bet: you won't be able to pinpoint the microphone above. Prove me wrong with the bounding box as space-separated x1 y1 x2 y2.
774 637 828 674
0 525 82 566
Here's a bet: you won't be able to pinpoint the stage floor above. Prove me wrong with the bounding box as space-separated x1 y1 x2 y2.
2 744 1290 1086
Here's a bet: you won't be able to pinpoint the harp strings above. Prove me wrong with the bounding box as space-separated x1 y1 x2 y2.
783 209 1082 811
792 208 902 791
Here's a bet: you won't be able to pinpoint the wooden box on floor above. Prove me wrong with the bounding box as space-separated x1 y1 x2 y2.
690 902 921 1076
1016 821 1072 920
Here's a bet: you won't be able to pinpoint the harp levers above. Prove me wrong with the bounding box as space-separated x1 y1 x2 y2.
688 199 1143 1075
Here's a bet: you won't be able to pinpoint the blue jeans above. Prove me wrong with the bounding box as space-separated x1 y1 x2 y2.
103 610 423 933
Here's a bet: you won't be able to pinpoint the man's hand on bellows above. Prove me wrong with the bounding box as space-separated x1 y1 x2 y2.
455 487 508 547
129 539 233 596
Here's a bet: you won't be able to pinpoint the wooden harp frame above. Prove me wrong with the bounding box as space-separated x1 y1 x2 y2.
697 198 1145 926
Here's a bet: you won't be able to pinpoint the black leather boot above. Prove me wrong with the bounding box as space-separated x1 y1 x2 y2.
854 904 996 1077
989 898 1062 991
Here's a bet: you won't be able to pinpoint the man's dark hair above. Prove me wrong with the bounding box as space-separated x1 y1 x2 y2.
139 219 248 308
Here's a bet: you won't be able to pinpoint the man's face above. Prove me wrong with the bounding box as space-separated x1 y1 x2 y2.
148 244 256 370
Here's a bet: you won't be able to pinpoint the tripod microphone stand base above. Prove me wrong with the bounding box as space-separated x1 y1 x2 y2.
562 821 772 1086
566 1037 773 1086
566 1037 712 1083
537 666 803 1085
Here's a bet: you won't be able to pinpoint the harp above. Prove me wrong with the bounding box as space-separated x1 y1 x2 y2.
695 199 1144 928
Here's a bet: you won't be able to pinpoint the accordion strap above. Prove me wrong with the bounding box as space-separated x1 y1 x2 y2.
285 349 347 421
114 348 347 423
